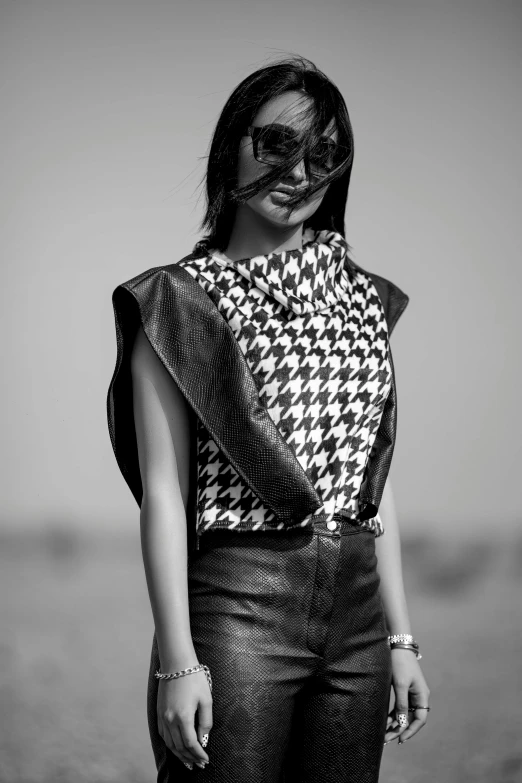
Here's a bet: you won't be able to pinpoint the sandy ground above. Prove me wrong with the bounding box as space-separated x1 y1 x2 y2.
1 526 521 783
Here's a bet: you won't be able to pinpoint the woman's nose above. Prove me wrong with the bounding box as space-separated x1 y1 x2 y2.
287 157 307 182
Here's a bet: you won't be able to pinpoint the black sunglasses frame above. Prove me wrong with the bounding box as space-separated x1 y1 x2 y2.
245 124 351 175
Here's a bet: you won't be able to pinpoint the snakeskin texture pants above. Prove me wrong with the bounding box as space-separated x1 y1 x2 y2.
147 518 392 783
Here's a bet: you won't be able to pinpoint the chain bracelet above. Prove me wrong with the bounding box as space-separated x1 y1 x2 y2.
154 664 213 693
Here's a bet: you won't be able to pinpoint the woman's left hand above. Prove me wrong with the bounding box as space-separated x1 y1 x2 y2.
384 649 431 745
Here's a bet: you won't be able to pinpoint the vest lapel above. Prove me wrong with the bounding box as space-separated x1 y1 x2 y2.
107 259 323 521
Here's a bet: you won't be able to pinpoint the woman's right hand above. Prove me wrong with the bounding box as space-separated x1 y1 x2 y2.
157 671 213 770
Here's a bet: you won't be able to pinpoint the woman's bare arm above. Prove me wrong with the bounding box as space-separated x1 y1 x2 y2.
131 325 212 769
376 477 430 744
131 325 198 672
374 478 411 635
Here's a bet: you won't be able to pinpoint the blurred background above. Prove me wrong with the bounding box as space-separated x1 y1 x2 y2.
2 1 521 781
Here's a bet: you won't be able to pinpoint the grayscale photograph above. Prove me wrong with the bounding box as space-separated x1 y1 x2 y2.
2 2 521 782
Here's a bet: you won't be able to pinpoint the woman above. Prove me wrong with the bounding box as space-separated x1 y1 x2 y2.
107 56 430 782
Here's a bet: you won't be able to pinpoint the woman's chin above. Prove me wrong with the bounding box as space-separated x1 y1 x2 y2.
252 195 313 228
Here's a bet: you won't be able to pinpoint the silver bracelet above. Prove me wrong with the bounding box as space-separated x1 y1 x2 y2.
390 642 423 660
388 634 417 646
154 663 213 693
388 634 422 660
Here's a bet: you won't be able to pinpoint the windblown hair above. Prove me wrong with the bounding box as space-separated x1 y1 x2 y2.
194 55 355 256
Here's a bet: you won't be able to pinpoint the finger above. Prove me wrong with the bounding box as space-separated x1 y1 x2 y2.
393 690 410 738
384 709 400 743
159 722 193 770
400 680 430 742
197 700 213 751
158 723 174 755
179 716 210 765
169 722 197 767
399 712 429 743
384 724 402 744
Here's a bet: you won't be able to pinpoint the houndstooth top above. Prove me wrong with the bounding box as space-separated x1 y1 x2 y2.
179 229 392 540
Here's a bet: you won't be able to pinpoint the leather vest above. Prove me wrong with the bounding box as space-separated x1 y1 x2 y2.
106 251 409 556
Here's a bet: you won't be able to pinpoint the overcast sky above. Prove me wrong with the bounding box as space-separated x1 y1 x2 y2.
2 0 521 537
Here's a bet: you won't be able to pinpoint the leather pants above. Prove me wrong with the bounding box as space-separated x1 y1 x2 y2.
147 518 392 783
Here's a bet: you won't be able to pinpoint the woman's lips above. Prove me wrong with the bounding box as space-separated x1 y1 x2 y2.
270 188 306 203
270 190 293 202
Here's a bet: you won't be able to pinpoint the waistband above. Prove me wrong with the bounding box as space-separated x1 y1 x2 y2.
194 516 373 550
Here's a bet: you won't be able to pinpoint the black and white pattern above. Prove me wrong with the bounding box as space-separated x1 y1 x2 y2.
180 228 392 538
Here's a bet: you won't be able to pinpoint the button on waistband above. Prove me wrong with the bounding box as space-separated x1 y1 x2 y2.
326 520 338 531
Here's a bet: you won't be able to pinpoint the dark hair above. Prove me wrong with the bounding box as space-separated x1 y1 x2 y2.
194 55 354 256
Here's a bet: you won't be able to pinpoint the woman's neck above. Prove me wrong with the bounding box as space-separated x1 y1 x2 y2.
224 204 304 262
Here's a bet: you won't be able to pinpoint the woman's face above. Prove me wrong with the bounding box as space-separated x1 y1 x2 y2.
237 91 338 229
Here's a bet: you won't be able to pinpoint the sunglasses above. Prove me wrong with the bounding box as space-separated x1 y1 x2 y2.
246 123 351 176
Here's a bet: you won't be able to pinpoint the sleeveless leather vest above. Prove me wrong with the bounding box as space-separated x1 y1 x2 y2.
106 251 409 556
